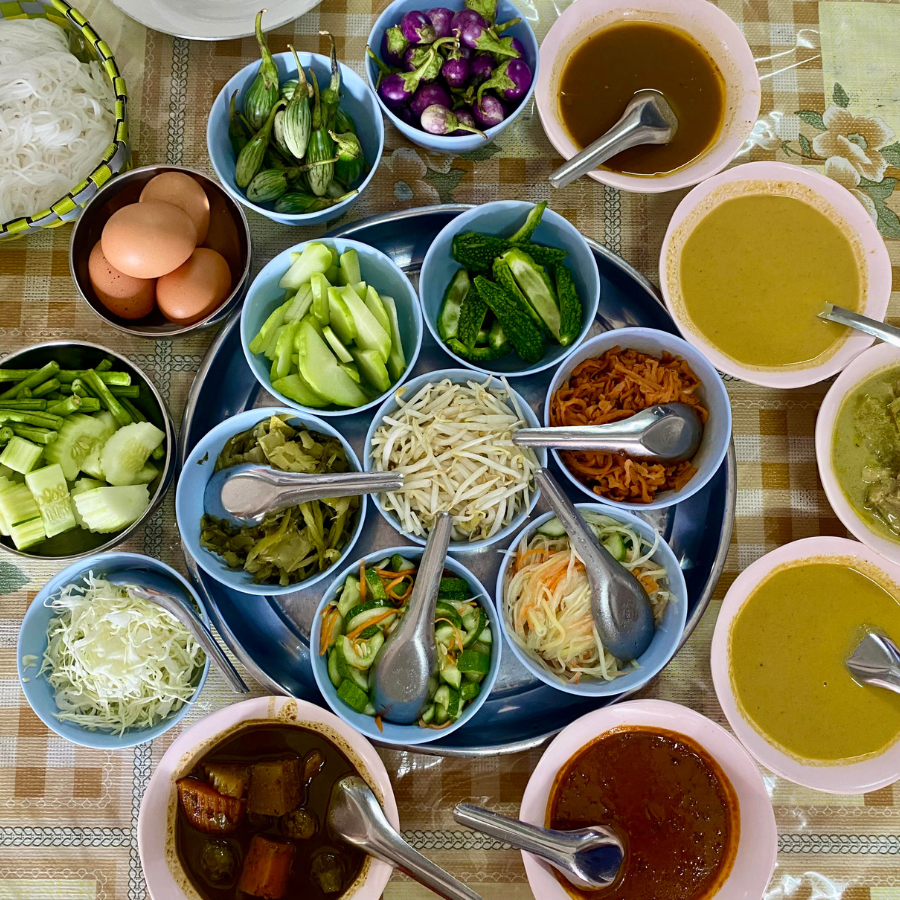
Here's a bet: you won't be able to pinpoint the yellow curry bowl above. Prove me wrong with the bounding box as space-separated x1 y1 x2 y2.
0 0 129 242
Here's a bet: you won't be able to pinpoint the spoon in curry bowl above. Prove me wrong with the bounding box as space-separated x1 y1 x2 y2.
549 89 678 190
847 631 900 694
818 302 900 350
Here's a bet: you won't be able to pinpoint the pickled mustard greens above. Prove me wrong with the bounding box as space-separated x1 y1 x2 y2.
832 366 900 541
319 555 494 727
200 415 361 586
675 191 862 370
729 560 900 761
0 358 166 550
36 574 205 734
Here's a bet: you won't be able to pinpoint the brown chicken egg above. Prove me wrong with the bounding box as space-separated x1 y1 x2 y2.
101 201 197 279
156 248 233 325
87 241 157 320
139 172 211 244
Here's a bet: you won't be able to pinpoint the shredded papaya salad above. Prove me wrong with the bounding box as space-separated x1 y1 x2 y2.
503 512 672 683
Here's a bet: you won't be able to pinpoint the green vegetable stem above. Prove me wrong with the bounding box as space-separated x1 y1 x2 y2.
304 71 335 197
243 9 281 131
229 90 250 156
319 31 341 128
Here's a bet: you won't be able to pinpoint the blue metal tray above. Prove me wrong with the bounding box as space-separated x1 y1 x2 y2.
179 204 736 756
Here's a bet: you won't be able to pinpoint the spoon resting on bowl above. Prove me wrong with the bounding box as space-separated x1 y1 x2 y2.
534 468 655 661
549 90 678 190
818 303 900 350
847 631 900 694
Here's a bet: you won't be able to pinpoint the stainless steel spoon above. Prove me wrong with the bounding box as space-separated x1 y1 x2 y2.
549 90 678 190
104 569 249 694
204 463 404 527
847 632 900 694
818 302 900 350
513 403 702 461
328 776 485 900
370 511 453 723
453 803 624 890
534 468 655 661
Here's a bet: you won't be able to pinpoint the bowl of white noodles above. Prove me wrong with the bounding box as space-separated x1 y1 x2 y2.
0 0 128 241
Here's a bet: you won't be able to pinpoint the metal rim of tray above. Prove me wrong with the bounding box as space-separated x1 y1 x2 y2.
179 204 737 757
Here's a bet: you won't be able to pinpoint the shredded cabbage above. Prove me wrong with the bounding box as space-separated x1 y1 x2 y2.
0 18 116 222
503 513 672 683
370 376 539 542
39 573 205 734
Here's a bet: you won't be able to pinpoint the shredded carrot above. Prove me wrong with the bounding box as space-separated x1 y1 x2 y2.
319 606 342 656
375 716 384 733
346 609 397 642
549 346 709 503
359 560 366 602
435 617 464 652
373 567 418 577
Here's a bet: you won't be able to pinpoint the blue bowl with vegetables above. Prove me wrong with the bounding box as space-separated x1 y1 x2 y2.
419 200 601 376
496 505 688 697
207 42 384 226
176 408 368 596
365 0 538 153
241 238 423 417
17 552 210 749
310 546 500 745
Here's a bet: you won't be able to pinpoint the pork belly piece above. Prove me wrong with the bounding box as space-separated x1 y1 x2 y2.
177 777 245 834
237 835 295 899
247 758 302 817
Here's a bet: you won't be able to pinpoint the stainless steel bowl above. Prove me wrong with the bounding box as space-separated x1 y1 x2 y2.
0 341 176 561
69 165 252 339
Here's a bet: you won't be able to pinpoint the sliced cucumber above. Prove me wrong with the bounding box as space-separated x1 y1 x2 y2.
310 272 331 326
338 249 362 286
434 602 462 629
364 568 388 602
272 372 329 408
421 704 435 725
80 411 118 479
602 533 627 562
322 326 354 363
43 414 109 481
0 436 43 475
72 484 150 533
327 648 342 688
338 632 384 670
460 681 480 703
458 648 490 676
536 516 567 538
99 422 164 486
337 575 361 617
381 295 408 384
435 623 456 647
461 609 487 648
364 285 391 335
391 554 416 572
440 663 462 689
336 679 369 714
345 604 394 636
24 463 75 538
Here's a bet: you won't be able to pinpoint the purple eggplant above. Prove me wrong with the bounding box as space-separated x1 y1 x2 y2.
421 103 486 137
465 0 497 23
477 57 532 102
470 51 494 85
403 36 456 81
452 108 477 135
426 7 455 38
400 9 436 44
452 9 521 56
441 54 470 88
411 81 451 116
378 45 440 107
381 25 409 66
395 104 416 125
367 44 397 89
507 36 526 57
472 92 506 129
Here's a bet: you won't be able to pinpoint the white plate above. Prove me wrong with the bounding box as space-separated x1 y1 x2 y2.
108 0 319 41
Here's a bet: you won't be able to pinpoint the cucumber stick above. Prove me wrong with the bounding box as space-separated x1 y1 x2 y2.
0 436 42 474
24 464 76 538
72 485 150 533
99 422 165 486
80 411 118 480
0 483 44 549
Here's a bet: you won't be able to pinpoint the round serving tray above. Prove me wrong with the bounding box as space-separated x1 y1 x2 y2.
179 204 736 757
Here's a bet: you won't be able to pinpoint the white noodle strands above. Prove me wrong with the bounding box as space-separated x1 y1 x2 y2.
503 512 672 683
370 376 539 542
0 17 115 222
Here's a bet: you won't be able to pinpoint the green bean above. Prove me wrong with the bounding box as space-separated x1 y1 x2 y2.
0 427 12 446
110 385 140 399
45 391 66 401
46 396 82 416
19 388 31 398
0 361 60 400
56 370 131 386
70 379 91 399
0 409 63 429
77 398 101 412
0 399 47 410
0 370 36 382
83 369 132 427
10 425 57 445
96 359 113 372
31 378 60 398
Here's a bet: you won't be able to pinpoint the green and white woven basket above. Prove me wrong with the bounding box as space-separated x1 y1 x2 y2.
0 0 129 242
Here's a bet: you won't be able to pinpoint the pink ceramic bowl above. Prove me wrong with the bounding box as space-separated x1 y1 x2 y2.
816 343 900 566
535 0 760 193
137 696 398 900
519 699 777 900
711 536 900 793
660 161 892 388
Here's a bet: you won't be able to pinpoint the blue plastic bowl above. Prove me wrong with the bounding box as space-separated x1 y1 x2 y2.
241 237 423 417
177 407 367 596
545 327 733 510
17 552 211 749
366 0 539 153
207 52 384 226
364 368 547 550
496 505 689 697
419 200 601 376
310 547 501 745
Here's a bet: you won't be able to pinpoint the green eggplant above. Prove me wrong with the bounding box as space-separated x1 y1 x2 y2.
228 90 250 156
280 78 299 100
281 46 312 160
319 30 341 128
247 157 339 203
274 189 357 215
304 71 335 197
333 106 357 135
329 130 364 188
243 10 280 131
236 99 284 189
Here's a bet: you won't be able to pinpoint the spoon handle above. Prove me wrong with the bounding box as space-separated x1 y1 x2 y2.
126 584 249 694
364 820 486 900
514 424 652 454
405 511 453 630
819 303 900 350
534 468 605 568
258 469 405 505
549 119 648 189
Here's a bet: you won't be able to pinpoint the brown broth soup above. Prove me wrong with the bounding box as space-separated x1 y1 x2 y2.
558 21 725 176
175 724 365 900
547 727 739 900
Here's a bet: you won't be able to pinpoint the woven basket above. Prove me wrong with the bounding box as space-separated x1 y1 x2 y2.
0 0 129 241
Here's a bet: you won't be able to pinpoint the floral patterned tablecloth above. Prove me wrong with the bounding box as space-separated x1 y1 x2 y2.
3 0 900 897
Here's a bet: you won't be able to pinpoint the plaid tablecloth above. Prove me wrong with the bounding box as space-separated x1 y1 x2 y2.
3 0 900 897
